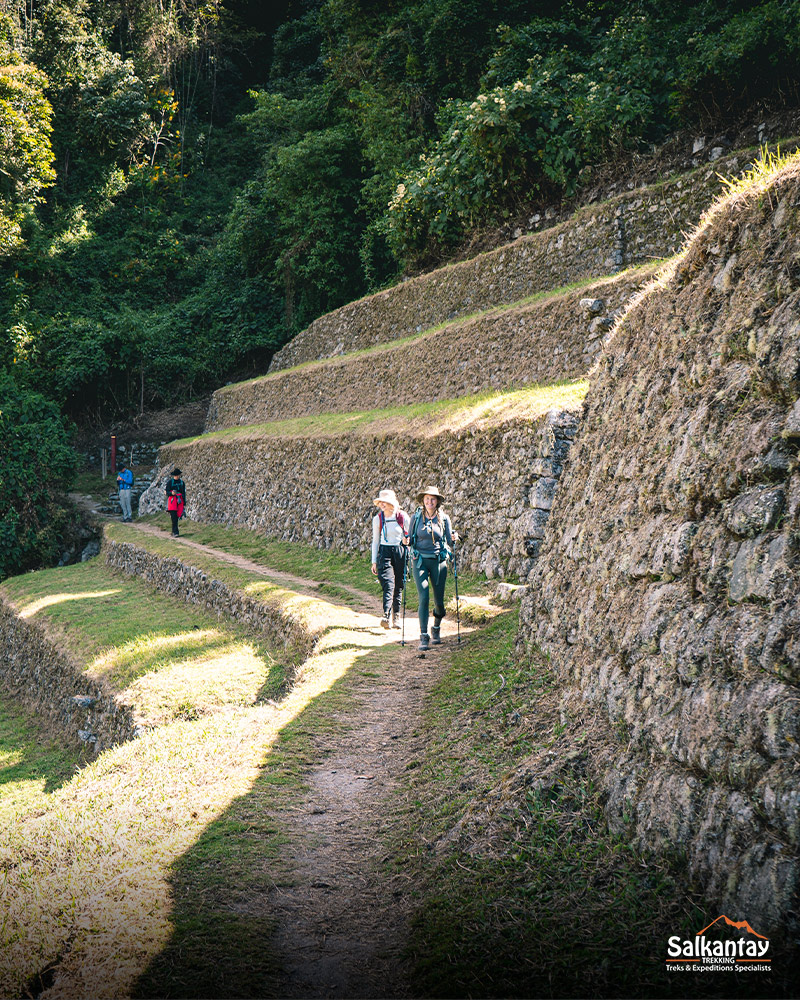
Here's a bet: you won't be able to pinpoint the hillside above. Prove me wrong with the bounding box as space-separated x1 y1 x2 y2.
1 139 799 998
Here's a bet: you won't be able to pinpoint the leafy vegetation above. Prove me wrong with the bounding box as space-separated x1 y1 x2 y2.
0 0 798 574
2 0 798 415
0 372 78 579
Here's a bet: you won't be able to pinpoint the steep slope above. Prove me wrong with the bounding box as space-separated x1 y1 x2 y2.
518 155 800 936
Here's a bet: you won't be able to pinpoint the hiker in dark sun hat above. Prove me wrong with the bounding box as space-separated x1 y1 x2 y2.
405 485 457 650
165 468 186 537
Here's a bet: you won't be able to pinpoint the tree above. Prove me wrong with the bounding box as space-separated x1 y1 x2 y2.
0 29 55 256
0 371 78 580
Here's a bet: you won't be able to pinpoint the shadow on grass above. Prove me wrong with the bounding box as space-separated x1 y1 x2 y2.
0 697 84 796
123 611 799 1000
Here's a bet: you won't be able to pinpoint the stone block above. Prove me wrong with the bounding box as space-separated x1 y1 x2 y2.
726 486 785 537
729 534 790 603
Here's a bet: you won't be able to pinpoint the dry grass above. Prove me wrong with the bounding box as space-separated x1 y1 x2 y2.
0 555 408 999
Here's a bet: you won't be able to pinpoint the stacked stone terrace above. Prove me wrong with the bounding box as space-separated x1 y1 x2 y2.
151 148 763 583
520 157 800 937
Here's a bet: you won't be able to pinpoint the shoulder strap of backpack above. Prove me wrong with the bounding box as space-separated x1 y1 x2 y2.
410 507 423 546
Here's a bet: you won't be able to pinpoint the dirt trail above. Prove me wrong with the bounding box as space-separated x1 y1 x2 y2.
124 518 457 996
269 640 442 998
127 521 380 613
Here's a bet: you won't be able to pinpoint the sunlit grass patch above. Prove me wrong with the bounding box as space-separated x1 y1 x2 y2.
17 588 121 618
170 378 589 445
1 560 223 666
0 559 291 709
0 709 284 1000
718 143 800 199
0 590 402 999
85 630 283 725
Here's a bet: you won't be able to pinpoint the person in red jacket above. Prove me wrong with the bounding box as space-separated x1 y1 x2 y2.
165 468 186 536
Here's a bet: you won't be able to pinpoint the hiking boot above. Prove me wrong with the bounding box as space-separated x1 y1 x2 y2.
391 616 402 629
431 625 442 644
380 616 390 629
418 633 430 651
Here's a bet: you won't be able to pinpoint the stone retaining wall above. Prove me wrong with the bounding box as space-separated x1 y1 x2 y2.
0 600 138 753
518 161 800 935
268 152 751 373
102 535 317 664
141 408 582 582
206 269 651 431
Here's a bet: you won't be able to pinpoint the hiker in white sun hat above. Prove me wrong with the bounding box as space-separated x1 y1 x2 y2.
371 488 409 629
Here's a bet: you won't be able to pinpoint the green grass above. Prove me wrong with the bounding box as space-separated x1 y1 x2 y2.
171 379 589 446
138 513 491 598
140 513 380 594
0 697 84 823
0 541 401 998
396 611 790 999
0 559 290 713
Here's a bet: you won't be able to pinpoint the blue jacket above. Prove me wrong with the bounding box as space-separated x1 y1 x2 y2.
118 468 133 490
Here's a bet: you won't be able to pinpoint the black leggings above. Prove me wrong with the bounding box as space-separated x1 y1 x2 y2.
377 545 406 617
169 510 180 535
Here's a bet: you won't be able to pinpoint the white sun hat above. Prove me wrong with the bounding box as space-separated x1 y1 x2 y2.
373 488 400 510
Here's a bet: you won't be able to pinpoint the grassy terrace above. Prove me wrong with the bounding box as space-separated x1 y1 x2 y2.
0 524 789 997
171 379 589 447
0 559 291 726
213 266 657 390
133 513 489 605
0 532 418 997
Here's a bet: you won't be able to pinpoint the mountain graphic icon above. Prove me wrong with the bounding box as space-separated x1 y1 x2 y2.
697 915 768 939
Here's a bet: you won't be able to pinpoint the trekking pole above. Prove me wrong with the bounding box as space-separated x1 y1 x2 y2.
452 538 461 644
401 546 409 646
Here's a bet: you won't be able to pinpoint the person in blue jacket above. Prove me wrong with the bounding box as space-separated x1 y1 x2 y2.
405 485 457 650
117 460 134 522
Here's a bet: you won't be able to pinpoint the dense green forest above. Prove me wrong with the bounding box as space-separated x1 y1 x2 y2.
1 0 799 576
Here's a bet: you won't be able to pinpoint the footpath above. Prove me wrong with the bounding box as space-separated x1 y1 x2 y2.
130 522 460 996
126 521 470 999
0 515 480 999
